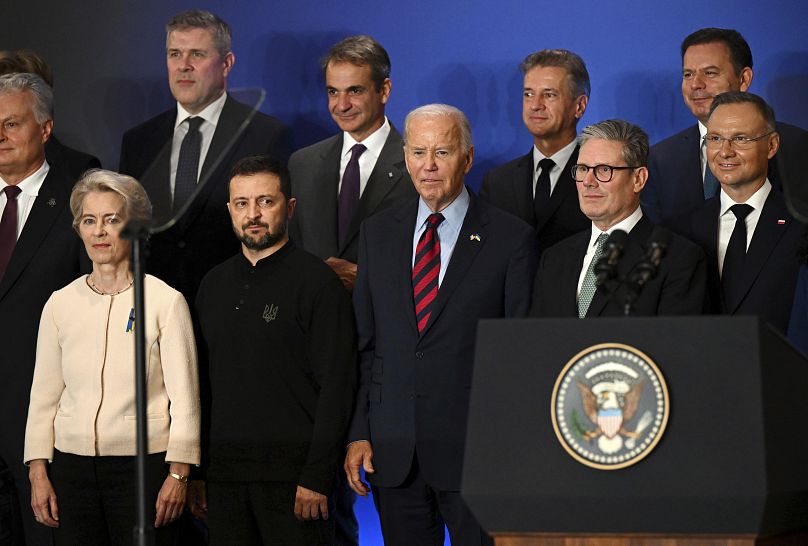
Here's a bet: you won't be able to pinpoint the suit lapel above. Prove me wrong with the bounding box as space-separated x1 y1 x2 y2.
561 231 589 316
137 112 175 225
394 201 419 335
340 127 407 256
419 191 487 338
0 169 73 301
512 150 535 224
536 145 579 233
727 191 792 313
682 126 706 205
315 136 343 256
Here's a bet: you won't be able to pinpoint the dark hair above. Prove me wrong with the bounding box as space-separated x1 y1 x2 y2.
519 49 590 98
708 91 776 131
166 10 232 57
681 28 753 74
0 51 54 87
229 155 291 200
320 35 391 89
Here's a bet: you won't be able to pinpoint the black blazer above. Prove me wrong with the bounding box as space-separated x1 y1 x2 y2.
0 167 86 481
348 191 538 490
643 121 808 223
118 95 290 305
480 145 589 256
530 215 708 317
671 189 805 334
288 125 416 264
45 135 101 180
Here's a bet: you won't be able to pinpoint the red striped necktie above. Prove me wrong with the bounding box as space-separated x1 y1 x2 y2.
413 213 445 333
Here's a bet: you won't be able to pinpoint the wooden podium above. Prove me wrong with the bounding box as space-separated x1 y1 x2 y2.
462 317 808 546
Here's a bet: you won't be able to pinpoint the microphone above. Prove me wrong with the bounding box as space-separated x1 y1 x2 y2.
595 230 628 286
630 226 672 288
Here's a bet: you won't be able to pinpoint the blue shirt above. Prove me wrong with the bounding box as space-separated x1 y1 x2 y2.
411 187 470 286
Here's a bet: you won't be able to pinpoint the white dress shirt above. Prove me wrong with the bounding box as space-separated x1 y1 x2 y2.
411 186 470 287
338 117 391 197
718 180 771 275
576 206 644 298
532 138 577 197
0 160 50 239
169 91 228 198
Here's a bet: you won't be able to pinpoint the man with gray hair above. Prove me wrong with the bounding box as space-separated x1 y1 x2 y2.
345 104 536 545
481 49 591 257
289 35 416 292
530 119 707 317
0 73 86 546
119 9 289 309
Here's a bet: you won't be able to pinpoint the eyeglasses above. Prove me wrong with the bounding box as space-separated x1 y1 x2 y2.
571 164 639 183
702 131 775 150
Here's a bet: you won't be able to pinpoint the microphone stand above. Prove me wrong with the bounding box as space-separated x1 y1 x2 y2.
121 88 265 546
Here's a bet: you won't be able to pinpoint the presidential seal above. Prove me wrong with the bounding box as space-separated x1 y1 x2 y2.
551 343 669 470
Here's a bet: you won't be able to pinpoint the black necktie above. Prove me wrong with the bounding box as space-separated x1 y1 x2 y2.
413 213 445 333
0 185 22 281
337 144 367 245
533 158 555 224
722 203 753 308
174 116 204 211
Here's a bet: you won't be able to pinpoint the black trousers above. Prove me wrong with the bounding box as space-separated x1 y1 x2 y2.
371 455 492 546
49 451 177 546
207 481 332 546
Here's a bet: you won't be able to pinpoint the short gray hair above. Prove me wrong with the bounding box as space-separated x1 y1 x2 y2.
519 49 591 98
403 104 473 153
70 169 152 231
0 73 53 124
320 35 391 89
579 119 649 167
166 10 232 58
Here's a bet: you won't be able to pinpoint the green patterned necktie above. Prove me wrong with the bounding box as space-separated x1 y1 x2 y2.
578 233 609 318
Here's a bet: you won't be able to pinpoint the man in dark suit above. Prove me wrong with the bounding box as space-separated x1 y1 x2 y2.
0 73 85 546
480 49 590 257
531 119 707 318
672 92 805 334
643 27 807 223
289 35 416 292
344 104 537 546
119 10 289 306
0 50 102 178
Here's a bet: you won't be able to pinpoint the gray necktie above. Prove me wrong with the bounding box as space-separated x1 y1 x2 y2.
578 233 609 318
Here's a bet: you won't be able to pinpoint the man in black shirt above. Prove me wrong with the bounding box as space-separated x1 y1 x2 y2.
194 155 356 545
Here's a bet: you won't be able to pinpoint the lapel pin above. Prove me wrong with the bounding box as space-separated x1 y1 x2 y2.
777 219 786 225
388 172 394 178
47 198 56 207
469 233 481 242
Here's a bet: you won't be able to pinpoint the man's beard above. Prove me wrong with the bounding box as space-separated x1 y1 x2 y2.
237 220 287 251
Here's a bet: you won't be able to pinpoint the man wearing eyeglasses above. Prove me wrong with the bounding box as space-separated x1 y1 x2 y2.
671 92 805 334
530 119 707 317
642 28 808 223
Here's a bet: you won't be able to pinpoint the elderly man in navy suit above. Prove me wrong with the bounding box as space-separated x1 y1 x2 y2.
344 104 537 546
672 92 805 334
643 27 807 223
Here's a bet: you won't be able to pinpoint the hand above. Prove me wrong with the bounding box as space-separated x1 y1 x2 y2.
294 485 328 521
29 460 59 528
186 480 207 520
325 257 358 292
344 441 374 496
154 463 189 527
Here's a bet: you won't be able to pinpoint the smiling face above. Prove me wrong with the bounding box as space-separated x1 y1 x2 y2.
325 61 390 142
681 42 752 124
576 139 647 230
78 191 132 268
706 102 778 201
404 115 473 212
522 65 586 154
166 27 234 115
0 90 51 184
228 172 296 259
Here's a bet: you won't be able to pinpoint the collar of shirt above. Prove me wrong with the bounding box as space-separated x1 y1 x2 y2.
719 178 771 215
0 160 49 197
577 205 643 298
698 120 708 178
532 138 577 196
175 90 227 130
717 179 771 272
339 117 391 197
412 186 470 286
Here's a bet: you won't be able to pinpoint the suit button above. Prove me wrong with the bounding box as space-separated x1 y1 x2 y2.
415 351 424 358
177 241 186 249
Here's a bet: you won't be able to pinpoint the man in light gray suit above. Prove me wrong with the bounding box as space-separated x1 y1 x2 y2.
289 35 416 293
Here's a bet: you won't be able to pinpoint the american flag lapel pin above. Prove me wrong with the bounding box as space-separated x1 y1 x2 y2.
469 233 481 242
